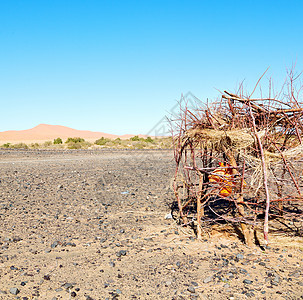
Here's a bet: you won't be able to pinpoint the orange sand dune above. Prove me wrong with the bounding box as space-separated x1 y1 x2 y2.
0 124 138 142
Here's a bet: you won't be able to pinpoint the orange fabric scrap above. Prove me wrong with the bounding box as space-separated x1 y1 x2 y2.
208 162 237 197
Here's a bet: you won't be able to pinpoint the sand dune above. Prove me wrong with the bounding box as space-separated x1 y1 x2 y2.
0 124 137 142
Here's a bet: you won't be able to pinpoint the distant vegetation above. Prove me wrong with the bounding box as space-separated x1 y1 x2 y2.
2 143 11 148
65 137 91 149
130 135 140 141
145 136 154 143
3 143 29 149
65 137 85 143
53 137 63 144
0 136 172 150
44 141 52 147
95 137 110 145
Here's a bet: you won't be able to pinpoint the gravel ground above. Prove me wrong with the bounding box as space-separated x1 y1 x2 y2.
0 149 302 300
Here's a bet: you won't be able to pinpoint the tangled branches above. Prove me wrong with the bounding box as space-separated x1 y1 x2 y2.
172 70 303 246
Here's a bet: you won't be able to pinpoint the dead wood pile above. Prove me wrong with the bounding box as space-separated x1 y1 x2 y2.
173 71 303 246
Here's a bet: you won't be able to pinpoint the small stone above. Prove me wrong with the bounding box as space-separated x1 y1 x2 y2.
66 242 76 247
10 288 20 295
267 271 274 277
21 282 26 286
165 281 172 286
203 276 213 283
243 279 253 284
116 289 122 294
246 292 255 297
55 288 63 292
222 259 229 266
289 271 300 278
221 277 229 283
236 253 244 260
62 283 73 289
71 291 77 297
12 236 22 242
164 213 173 219
187 286 195 293
43 275 50 280
109 262 115 267
51 241 59 248
191 281 198 286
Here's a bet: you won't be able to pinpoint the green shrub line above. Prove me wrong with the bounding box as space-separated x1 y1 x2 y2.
0 136 173 150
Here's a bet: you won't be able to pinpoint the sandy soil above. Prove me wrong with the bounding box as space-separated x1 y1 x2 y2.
0 149 302 300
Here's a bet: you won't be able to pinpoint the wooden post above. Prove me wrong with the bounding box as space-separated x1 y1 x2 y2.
197 175 204 239
222 145 254 247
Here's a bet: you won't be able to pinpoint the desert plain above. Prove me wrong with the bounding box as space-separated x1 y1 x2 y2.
0 149 302 300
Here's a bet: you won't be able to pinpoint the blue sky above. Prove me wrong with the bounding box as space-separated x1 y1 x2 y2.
1 1 303 135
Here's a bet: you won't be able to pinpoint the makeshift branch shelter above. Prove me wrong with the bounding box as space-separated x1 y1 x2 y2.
172 70 303 246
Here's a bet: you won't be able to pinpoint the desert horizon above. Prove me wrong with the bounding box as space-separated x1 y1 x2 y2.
0 123 147 143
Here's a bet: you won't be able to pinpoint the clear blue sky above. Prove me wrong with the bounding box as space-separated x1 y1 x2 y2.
1 0 303 135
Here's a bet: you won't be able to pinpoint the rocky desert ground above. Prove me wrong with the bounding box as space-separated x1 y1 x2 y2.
0 149 302 300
